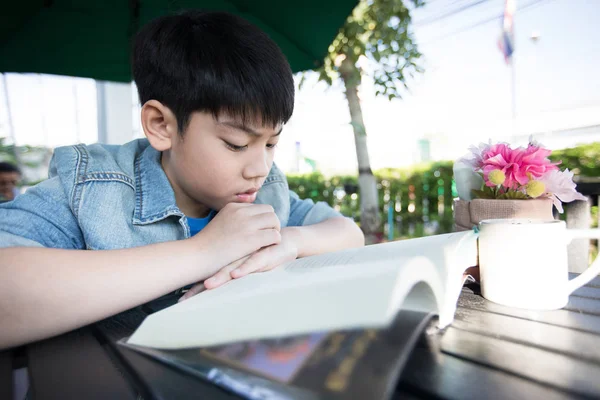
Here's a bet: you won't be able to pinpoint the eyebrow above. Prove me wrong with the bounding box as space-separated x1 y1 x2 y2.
219 121 282 137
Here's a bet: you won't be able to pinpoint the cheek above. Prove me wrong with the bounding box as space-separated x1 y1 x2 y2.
183 148 238 192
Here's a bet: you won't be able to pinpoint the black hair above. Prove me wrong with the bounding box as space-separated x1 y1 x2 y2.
132 10 295 134
0 162 20 174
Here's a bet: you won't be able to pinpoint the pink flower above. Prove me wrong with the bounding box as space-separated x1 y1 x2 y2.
480 143 518 187
480 143 559 189
457 138 587 206
538 169 586 213
481 143 512 164
511 143 560 182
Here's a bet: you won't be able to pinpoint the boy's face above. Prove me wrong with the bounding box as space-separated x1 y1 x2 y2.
0 171 20 201
162 112 281 218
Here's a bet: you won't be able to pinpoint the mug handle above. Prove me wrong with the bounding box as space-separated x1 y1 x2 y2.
565 229 600 295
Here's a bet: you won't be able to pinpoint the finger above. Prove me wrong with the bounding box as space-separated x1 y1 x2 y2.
204 265 236 289
258 263 279 272
242 204 276 216
204 256 249 289
231 249 271 279
178 282 206 302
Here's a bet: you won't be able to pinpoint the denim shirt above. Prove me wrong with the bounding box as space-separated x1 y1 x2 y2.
0 139 342 249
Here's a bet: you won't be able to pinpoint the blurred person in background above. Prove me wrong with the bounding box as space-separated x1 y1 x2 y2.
0 162 21 203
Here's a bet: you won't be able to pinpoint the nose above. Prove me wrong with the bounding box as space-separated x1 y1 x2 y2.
243 148 271 180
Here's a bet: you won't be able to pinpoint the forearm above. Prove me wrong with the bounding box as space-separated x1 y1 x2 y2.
285 217 364 258
0 240 219 350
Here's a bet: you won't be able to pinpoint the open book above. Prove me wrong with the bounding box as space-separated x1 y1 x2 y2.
128 230 478 349
122 231 478 400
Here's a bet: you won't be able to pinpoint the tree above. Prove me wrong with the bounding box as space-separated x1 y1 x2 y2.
313 0 423 243
0 137 18 165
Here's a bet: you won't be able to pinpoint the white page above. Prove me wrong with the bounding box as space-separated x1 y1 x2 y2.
128 231 478 349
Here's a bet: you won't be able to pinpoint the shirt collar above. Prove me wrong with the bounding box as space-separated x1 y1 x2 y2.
133 143 183 225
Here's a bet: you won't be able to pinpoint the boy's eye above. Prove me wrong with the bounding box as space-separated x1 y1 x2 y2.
224 141 247 151
266 143 278 149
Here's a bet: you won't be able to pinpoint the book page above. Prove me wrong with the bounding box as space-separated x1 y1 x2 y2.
127 231 478 349
128 259 403 349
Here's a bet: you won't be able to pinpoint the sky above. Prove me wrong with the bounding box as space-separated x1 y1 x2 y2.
1 0 599 175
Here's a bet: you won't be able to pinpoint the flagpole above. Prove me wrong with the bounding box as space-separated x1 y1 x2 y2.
510 45 517 143
512 0 518 142
502 0 517 143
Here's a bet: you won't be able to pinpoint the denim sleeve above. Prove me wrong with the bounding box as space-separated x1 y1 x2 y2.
287 190 344 227
0 176 85 249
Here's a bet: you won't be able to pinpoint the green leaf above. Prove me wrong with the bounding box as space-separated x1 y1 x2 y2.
471 187 497 199
497 191 529 200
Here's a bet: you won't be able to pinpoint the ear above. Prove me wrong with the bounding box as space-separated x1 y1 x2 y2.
140 100 179 151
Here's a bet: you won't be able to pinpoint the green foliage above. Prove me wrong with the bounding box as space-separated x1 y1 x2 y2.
0 137 51 185
497 191 528 200
287 142 598 240
287 160 456 240
549 143 600 177
472 185 528 200
312 0 424 100
0 137 17 164
471 187 496 199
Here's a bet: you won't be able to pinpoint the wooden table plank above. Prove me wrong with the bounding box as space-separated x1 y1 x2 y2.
440 327 600 398
569 273 600 288
458 290 600 335
27 328 137 400
397 347 578 400
451 306 600 363
565 296 600 316
0 349 12 400
572 286 600 299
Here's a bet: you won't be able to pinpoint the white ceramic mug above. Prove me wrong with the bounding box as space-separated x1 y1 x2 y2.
478 219 600 310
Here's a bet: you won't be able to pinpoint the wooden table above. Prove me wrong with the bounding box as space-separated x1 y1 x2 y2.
2 273 600 400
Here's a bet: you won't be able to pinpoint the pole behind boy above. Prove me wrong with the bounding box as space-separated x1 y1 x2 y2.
0 11 364 350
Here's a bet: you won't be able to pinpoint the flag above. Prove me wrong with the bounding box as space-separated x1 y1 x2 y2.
303 157 317 172
498 0 516 64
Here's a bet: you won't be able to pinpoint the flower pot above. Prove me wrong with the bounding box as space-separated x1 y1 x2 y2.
453 198 555 231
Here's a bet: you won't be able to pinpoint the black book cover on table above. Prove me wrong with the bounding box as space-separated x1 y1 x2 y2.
120 309 436 400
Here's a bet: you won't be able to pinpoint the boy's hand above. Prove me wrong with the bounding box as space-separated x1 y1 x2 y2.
178 255 250 302
179 229 299 299
204 228 298 289
193 203 281 268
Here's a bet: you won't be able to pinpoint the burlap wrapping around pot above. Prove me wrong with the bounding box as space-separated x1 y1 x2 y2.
453 198 555 231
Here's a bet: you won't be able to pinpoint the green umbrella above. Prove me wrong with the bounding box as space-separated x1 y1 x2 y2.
1 1 357 82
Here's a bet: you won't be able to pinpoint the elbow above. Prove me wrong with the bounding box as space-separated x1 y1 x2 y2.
340 217 365 248
354 224 366 247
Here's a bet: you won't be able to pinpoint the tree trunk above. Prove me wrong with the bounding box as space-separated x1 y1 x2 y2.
339 58 381 244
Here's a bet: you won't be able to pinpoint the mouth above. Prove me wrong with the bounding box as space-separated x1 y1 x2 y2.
235 187 260 203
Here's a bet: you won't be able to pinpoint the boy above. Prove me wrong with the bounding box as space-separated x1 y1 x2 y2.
0 11 364 350
0 161 21 202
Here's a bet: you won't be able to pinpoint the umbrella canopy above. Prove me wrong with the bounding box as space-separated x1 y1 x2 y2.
1 0 357 82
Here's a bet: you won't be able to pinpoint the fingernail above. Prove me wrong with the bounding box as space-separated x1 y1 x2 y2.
231 269 242 278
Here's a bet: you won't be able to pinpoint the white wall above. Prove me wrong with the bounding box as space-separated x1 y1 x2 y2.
96 81 134 144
